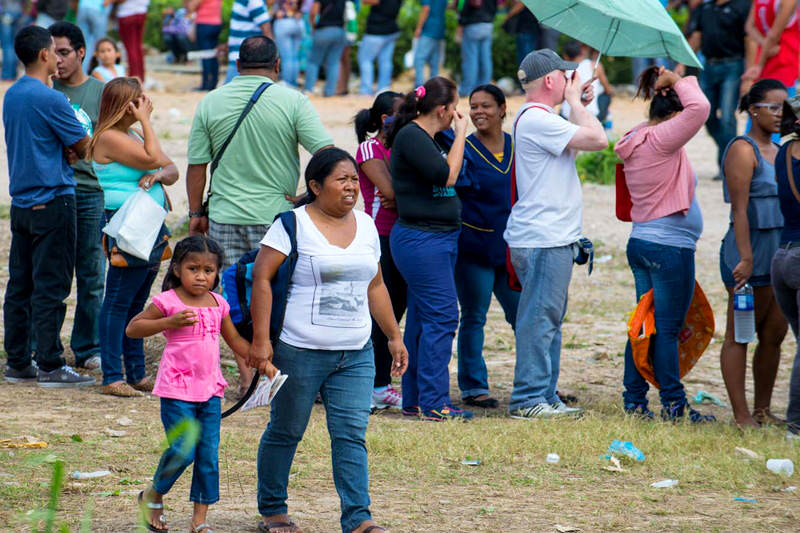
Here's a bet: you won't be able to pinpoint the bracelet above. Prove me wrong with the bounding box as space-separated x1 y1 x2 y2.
188 210 207 218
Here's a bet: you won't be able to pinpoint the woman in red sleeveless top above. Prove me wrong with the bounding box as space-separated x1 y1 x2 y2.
743 0 800 92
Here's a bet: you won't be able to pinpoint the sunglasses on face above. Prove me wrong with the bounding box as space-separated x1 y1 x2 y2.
753 103 782 115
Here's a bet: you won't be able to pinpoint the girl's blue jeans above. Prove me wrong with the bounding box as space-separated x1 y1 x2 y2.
152 396 221 504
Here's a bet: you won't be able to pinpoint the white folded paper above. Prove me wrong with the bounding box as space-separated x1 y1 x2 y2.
240 370 288 412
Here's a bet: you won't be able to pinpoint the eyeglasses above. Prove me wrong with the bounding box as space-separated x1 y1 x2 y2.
753 103 783 115
55 47 75 58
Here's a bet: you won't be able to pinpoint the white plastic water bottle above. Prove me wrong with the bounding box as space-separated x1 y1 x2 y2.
766 458 794 477
734 283 756 344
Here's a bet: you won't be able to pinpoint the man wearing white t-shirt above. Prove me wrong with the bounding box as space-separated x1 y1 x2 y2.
504 49 607 419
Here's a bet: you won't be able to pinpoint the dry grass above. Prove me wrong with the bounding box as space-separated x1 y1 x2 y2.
2 76 800 532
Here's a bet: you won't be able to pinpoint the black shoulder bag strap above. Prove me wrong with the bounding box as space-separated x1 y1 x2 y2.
221 210 298 419
203 81 272 210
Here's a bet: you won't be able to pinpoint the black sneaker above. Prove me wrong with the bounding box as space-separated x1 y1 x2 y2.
624 402 655 420
4 362 39 383
661 402 716 424
37 365 96 388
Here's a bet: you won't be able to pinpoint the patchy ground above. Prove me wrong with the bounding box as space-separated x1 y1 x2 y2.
1 73 799 532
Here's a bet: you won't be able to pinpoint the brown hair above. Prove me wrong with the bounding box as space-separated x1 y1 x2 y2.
386 76 458 148
87 77 142 161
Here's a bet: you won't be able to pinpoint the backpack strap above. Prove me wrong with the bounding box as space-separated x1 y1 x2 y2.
269 210 298 345
510 104 549 205
205 81 272 209
785 140 800 204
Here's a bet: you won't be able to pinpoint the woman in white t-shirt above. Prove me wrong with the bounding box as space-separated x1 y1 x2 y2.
248 148 408 533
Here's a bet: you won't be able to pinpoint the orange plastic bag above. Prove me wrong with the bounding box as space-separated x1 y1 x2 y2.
627 281 715 389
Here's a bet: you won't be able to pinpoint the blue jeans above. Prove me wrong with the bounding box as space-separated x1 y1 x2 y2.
71 189 105 365
195 23 221 90
508 246 573 410
99 263 158 385
701 58 743 168
515 32 538 67
225 60 238 84
304 26 346 96
0 10 25 80
455 259 519 399
460 22 493 96
623 238 694 408
76 7 109 73
273 18 303 87
413 35 441 87
152 396 221 504
390 225 459 411
358 32 399 95
257 341 374 533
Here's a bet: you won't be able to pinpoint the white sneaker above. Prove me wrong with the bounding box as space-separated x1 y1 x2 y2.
550 400 584 418
510 403 560 419
80 355 101 371
372 385 402 410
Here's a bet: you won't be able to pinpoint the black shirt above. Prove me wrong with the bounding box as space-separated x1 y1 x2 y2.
390 123 461 232
365 0 402 35
459 0 497 26
316 0 345 29
517 6 538 34
690 0 750 60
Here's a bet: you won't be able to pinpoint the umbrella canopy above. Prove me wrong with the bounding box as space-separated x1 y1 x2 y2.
523 0 702 68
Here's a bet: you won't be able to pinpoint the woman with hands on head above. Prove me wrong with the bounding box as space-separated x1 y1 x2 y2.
614 66 715 423
720 79 789 428
89 77 179 397
385 76 472 421
247 147 408 533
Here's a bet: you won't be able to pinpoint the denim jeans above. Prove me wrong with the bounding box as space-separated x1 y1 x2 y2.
257 341 374 533
195 24 221 90
225 60 238 84
0 10 25 80
71 189 105 365
771 247 800 430
76 7 109 73
4 195 76 372
508 246 573 410
152 396 221 504
371 234 406 388
273 17 304 87
701 58 743 168
623 238 694 408
390 225 459 411
460 22 493 96
413 35 441 87
455 258 519 399
164 33 192 63
515 32 538 67
358 32 399 95
304 26 346 96
99 261 158 385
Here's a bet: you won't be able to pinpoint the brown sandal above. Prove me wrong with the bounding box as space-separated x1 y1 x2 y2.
132 377 154 393
362 527 386 533
101 382 143 397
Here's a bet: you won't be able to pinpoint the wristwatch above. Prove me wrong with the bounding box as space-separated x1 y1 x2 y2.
188 210 207 218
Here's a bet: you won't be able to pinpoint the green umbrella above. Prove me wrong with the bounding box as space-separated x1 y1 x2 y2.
522 0 702 69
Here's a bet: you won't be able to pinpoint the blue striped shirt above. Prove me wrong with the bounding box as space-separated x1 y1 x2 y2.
227 0 271 62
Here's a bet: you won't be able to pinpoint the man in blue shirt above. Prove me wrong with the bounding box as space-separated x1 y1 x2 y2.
413 0 446 87
3 25 95 388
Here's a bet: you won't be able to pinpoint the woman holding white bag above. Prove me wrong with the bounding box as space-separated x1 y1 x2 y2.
89 77 179 397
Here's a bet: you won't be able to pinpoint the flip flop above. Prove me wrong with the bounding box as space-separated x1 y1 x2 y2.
137 490 168 532
191 523 214 533
258 520 301 533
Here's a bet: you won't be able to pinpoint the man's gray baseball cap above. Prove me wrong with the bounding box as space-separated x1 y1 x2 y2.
517 48 579 84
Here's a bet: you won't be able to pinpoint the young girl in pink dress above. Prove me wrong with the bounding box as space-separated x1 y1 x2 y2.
126 236 276 533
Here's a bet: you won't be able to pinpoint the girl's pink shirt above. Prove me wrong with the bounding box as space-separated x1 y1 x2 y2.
614 76 711 222
151 289 230 402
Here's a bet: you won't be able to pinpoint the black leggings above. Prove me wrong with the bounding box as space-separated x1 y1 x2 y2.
372 234 407 387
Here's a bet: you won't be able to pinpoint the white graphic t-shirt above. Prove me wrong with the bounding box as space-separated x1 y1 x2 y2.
261 205 381 350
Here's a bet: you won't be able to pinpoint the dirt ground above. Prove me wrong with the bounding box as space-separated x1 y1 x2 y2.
1 72 799 532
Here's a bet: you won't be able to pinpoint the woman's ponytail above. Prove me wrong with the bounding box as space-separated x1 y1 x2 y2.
354 91 403 144
386 77 457 148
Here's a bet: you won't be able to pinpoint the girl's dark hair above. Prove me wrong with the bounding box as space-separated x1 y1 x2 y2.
739 78 786 112
354 91 403 143
469 84 507 118
636 66 684 120
782 99 800 138
162 236 226 292
298 147 358 205
386 76 458 148
88 38 121 75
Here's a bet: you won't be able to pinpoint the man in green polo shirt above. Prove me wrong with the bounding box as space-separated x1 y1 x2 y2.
186 35 332 392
